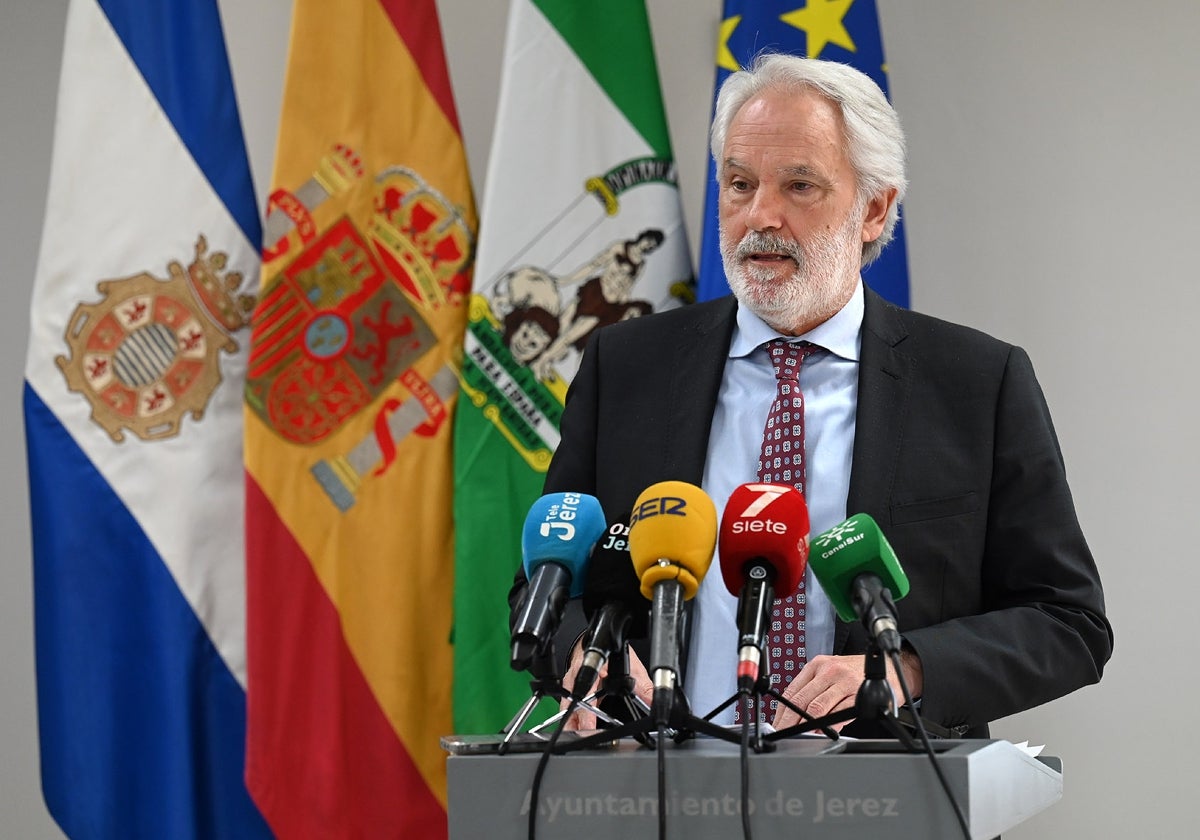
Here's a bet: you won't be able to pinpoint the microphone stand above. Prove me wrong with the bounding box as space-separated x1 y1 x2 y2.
551 682 747 754
763 637 919 749
499 642 610 754
701 665 841 751
549 642 657 747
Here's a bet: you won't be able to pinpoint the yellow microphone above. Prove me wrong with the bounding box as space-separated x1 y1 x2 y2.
627 481 717 724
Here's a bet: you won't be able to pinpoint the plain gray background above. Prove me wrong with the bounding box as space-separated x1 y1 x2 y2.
3 1 1196 837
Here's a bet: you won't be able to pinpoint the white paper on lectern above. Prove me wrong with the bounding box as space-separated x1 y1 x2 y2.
1011 739 1046 757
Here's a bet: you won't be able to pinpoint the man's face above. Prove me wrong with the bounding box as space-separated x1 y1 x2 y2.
718 87 888 335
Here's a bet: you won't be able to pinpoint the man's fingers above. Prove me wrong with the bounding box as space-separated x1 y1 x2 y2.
563 703 591 732
624 646 655 709
773 686 855 730
772 655 863 730
559 657 608 730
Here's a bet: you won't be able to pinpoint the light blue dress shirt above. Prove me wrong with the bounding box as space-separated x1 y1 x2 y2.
687 281 863 723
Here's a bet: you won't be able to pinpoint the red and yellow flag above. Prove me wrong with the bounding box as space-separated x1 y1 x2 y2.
243 2 474 836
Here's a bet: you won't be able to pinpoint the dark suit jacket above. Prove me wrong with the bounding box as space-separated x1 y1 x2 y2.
537 288 1112 736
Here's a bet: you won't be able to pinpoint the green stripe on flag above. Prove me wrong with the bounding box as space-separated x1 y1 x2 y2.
452 403 552 735
533 0 673 159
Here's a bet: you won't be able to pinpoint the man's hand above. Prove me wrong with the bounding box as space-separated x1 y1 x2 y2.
772 649 923 731
559 643 654 730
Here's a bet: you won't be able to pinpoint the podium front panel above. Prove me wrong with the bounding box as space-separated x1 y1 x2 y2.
446 737 1062 840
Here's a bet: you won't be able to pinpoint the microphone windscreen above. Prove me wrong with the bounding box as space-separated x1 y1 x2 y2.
809 513 910 622
521 492 607 597
718 482 810 597
627 481 716 600
582 514 650 638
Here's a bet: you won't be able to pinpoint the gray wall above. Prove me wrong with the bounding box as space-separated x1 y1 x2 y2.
3 1 1195 837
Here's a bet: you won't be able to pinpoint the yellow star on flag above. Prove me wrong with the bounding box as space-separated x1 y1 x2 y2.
716 15 742 72
781 0 857 59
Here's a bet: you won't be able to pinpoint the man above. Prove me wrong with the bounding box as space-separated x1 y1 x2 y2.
524 54 1111 737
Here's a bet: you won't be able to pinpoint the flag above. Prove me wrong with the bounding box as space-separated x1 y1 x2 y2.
452 0 694 736
242 1 474 837
23 0 270 837
696 0 910 306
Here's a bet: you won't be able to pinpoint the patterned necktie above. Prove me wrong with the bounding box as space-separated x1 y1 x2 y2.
739 338 817 723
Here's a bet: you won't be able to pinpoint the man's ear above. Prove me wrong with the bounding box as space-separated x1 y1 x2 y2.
861 188 897 244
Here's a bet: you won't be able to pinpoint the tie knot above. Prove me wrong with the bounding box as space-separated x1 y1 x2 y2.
765 339 815 382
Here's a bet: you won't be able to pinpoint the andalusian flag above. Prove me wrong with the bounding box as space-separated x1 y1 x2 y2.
243 1 474 836
24 0 270 836
696 0 910 306
452 0 693 735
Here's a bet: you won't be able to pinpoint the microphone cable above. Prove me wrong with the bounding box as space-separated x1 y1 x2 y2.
525 694 578 840
738 690 754 840
656 724 667 840
888 649 971 840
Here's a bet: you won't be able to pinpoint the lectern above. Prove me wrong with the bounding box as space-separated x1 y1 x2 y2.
443 736 1062 839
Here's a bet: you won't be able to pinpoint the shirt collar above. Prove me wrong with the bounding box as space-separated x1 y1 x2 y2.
729 278 864 362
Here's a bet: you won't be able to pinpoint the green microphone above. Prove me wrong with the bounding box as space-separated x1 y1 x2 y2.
809 513 910 653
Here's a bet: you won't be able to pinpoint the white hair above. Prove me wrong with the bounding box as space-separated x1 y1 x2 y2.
710 54 908 265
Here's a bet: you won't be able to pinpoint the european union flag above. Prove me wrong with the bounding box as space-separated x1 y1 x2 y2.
697 0 910 307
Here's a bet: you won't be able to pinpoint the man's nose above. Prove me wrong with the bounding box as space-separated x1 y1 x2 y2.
744 186 784 232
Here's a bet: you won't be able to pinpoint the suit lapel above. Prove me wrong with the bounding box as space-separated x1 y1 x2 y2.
658 296 737 485
657 290 909 515
837 286 912 652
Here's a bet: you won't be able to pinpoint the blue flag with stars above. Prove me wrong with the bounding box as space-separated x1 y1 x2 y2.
697 0 910 307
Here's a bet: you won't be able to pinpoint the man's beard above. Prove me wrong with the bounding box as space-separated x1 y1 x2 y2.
720 203 863 334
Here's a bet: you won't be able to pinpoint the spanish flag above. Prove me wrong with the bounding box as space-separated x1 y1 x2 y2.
243 2 474 837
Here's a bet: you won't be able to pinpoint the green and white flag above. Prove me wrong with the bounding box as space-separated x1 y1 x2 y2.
452 0 693 734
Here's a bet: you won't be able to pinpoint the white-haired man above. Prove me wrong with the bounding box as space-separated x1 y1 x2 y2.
521 54 1111 737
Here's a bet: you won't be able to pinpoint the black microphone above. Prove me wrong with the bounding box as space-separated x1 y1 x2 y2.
573 602 632 700
509 492 606 671
582 516 649 638
572 515 646 700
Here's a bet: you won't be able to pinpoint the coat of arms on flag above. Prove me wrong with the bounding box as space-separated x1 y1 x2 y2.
462 155 692 472
56 235 255 442
247 149 473 511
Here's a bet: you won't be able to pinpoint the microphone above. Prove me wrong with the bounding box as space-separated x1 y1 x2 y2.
809 513 910 654
509 492 606 671
718 483 810 692
572 514 647 700
627 481 717 725
573 602 631 701
582 515 647 636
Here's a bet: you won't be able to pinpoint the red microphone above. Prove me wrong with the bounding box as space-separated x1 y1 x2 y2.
718 483 810 691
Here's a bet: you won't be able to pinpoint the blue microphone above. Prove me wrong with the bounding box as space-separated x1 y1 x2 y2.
510 492 606 671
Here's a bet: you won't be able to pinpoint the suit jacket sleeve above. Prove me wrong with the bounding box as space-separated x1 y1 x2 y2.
892 344 1113 730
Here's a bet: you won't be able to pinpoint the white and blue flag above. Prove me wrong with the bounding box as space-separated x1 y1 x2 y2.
23 1 271 836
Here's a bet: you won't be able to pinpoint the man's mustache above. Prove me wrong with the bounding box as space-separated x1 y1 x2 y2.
733 231 803 263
